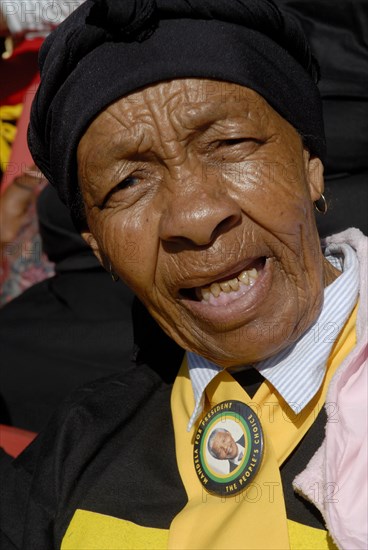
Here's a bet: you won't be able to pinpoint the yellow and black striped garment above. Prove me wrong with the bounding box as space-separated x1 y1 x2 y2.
0 359 336 549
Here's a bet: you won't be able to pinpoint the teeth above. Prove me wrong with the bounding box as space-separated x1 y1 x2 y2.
219 281 231 293
210 282 221 297
200 267 259 300
201 289 211 301
238 271 250 285
229 278 239 291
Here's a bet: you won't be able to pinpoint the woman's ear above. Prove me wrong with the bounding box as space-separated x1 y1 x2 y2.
81 231 105 267
304 150 324 202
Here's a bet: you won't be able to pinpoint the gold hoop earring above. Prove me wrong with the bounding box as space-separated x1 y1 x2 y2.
109 263 119 282
314 193 327 214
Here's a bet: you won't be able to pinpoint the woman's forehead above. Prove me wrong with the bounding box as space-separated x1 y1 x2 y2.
84 79 273 138
108 79 262 106
77 78 298 176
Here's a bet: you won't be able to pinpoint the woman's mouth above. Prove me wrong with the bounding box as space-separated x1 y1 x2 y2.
178 256 272 327
196 264 260 306
181 258 266 307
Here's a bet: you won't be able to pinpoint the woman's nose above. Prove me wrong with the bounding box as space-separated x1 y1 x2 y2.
159 176 242 247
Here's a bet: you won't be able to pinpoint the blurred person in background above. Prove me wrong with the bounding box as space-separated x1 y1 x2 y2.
0 0 84 301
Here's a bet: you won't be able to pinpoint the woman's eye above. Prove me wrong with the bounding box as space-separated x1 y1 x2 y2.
101 175 140 207
116 175 139 190
214 137 263 158
220 138 249 147
219 138 262 148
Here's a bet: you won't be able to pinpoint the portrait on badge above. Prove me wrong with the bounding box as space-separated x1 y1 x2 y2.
207 427 246 473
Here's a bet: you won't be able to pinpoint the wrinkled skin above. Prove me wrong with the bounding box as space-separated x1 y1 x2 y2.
210 430 238 460
78 79 338 367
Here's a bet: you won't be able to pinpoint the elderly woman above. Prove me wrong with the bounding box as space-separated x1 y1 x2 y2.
1 1 367 549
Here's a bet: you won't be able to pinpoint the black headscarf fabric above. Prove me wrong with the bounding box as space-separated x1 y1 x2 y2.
28 0 325 225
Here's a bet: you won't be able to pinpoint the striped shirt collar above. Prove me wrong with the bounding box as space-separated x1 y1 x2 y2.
186 243 359 431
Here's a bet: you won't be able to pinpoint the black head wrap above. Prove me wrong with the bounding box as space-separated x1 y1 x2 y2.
28 0 325 227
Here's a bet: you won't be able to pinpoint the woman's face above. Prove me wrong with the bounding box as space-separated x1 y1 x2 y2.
78 79 327 367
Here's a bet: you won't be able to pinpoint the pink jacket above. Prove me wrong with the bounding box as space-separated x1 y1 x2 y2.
294 228 368 549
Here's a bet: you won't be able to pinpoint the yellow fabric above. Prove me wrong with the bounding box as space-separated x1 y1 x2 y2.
169 304 358 550
169 357 289 550
0 104 23 171
287 519 338 550
60 511 340 550
61 509 169 550
60 510 339 550
60 306 357 550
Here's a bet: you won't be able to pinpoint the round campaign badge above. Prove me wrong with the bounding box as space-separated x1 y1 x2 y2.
193 400 264 497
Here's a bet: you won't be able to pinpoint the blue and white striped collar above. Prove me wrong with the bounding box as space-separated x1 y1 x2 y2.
186 243 359 431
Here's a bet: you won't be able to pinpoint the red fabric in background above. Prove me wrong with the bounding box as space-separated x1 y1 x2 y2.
1 77 40 191
0 424 36 457
1 39 42 191
0 38 42 106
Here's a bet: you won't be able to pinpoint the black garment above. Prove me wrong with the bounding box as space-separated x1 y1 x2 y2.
0 270 134 431
0 364 187 549
0 185 135 432
278 0 368 237
0 359 328 549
